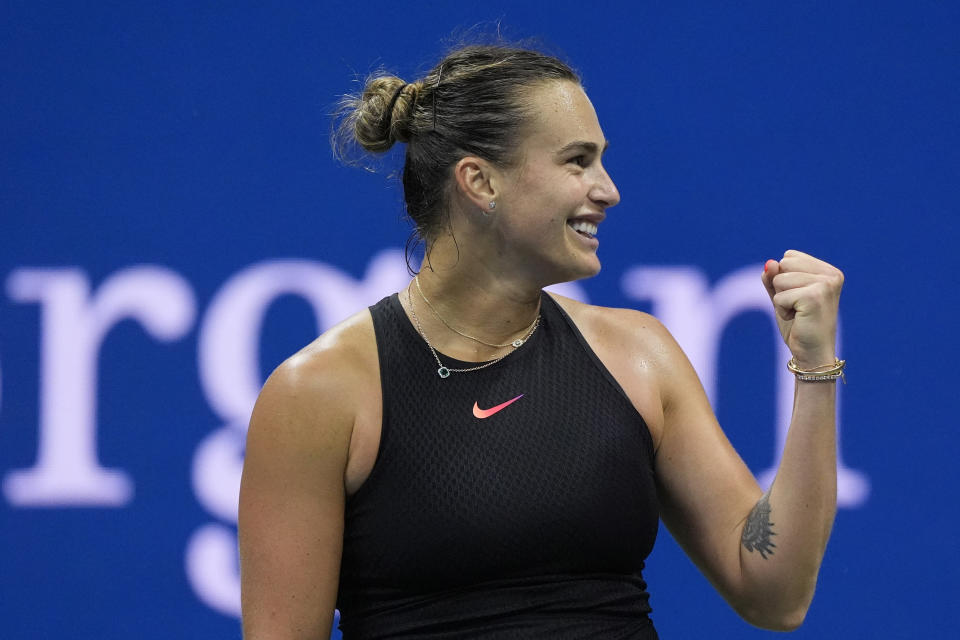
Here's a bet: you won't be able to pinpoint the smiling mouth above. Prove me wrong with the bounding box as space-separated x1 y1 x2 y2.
567 219 598 239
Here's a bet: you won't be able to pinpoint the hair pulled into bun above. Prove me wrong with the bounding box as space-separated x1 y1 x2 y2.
333 74 423 160
354 76 422 152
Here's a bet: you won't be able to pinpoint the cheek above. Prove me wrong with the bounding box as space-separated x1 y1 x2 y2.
510 170 578 229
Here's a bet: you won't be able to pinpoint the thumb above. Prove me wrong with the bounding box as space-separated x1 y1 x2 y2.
762 258 794 321
761 259 779 303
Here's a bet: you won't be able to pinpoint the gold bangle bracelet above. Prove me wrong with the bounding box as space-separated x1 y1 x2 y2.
787 357 846 383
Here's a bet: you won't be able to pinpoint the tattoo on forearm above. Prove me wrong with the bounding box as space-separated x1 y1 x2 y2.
741 493 777 559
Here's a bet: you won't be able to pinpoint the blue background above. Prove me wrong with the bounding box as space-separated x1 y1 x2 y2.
2 1 958 638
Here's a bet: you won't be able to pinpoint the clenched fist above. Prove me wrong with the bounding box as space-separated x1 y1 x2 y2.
761 250 844 369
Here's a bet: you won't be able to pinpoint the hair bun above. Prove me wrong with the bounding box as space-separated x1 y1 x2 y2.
347 75 420 153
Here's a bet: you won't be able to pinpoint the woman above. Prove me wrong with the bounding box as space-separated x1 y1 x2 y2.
238 44 843 639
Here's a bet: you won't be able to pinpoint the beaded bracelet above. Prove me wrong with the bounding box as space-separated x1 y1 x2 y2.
787 357 846 384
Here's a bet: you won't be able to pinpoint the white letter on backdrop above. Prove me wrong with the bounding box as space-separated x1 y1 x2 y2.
3 267 196 506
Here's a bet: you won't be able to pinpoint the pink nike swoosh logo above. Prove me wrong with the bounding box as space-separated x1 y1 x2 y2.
473 394 524 419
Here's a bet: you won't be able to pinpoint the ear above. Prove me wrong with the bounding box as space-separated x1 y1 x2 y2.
453 156 499 211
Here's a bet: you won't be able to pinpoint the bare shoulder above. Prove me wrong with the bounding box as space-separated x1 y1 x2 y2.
250 306 379 454
278 306 378 394
547 292 678 367
547 293 684 450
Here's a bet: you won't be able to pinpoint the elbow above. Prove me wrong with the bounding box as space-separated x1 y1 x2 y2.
747 609 808 632
731 549 824 631
735 597 811 632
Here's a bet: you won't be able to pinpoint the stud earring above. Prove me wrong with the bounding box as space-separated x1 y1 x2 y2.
488 201 496 211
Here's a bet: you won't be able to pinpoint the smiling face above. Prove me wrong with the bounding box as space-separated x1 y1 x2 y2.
492 80 620 285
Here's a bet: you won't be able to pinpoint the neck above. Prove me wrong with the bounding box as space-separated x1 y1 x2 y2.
405 248 543 361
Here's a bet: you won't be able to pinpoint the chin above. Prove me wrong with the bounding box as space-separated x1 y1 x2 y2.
580 250 603 276
528 246 601 287
556 256 602 284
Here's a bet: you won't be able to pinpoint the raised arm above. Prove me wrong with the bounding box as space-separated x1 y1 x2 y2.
652 250 842 630
238 324 373 639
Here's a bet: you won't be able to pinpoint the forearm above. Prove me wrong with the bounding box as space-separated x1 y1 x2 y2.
736 378 838 628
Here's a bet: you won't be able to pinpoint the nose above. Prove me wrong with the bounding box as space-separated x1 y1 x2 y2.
590 163 620 208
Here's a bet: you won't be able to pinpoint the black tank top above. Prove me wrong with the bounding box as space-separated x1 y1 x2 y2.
337 292 660 639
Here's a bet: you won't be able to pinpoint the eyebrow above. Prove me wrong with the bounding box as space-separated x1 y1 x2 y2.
555 140 610 156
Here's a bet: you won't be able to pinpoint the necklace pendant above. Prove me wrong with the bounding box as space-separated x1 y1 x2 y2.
437 366 450 378
511 338 524 348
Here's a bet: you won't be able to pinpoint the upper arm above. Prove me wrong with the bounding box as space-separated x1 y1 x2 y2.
649 321 762 600
238 346 359 639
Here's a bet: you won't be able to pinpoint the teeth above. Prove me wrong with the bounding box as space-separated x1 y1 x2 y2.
569 220 598 236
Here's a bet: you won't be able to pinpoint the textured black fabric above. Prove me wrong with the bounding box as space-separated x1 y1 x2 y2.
337 292 660 639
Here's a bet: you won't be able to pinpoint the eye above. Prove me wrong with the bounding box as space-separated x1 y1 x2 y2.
569 155 588 167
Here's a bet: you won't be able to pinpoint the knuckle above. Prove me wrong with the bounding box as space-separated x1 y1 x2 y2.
833 269 845 287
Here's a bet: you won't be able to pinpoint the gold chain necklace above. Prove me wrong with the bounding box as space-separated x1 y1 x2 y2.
415 275 538 349
406 286 540 379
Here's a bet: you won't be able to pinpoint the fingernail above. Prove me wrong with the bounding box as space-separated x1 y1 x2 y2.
764 261 769 273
